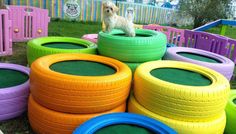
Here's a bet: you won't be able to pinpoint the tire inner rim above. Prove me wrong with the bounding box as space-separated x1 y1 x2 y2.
177 52 222 63
95 124 155 134
150 68 212 86
112 33 153 37
50 60 116 76
0 69 29 88
233 98 236 105
43 42 87 49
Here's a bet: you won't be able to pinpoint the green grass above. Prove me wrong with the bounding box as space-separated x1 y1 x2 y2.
206 25 236 39
0 20 235 133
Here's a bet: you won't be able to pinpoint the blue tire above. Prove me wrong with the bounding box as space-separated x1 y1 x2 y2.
73 113 176 134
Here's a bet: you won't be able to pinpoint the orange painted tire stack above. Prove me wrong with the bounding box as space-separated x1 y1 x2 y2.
28 54 132 134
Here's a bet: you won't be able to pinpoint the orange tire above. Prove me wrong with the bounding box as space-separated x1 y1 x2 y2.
30 53 132 114
28 95 126 134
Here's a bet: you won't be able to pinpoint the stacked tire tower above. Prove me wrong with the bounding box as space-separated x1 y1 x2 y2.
128 60 230 134
98 29 167 73
28 53 132 132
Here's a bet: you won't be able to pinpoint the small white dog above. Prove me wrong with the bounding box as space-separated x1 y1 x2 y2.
102 1 135 37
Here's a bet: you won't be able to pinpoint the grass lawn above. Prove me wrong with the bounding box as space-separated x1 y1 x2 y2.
0 20 235 133
206 25 236 39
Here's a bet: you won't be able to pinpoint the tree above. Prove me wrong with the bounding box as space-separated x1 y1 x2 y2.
0 0 6 9
179 0 231 28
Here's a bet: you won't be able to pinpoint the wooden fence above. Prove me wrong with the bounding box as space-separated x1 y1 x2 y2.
5 0 191 25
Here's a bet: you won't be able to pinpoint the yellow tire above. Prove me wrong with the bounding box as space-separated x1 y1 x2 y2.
128 94 226 134
134 61 230 121
30 53 132 114
28 95 126 134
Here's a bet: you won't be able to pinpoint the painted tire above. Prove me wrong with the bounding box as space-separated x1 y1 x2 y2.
134 61 230 121
164 47 235 80
82 34 98 44
225 90 236 134
0 63 30 121
98 29 167 62
128 94 226 134
28 95 126 134
73 113 177 134
30 53 132 114
27 37 97 66
125 62 142 74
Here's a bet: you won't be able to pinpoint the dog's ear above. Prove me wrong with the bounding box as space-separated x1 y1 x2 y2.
113 5 119 12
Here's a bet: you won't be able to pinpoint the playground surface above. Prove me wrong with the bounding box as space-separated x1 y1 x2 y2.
0 20 236 133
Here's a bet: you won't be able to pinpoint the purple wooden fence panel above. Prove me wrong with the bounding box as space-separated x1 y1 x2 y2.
143 25 185 46
184 30 198 48
8 6 50 42
184 30 229 56
227 39 236 63
0 9 12 56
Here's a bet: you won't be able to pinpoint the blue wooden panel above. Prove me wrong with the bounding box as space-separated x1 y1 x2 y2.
221 19 236 26
193 19 222 31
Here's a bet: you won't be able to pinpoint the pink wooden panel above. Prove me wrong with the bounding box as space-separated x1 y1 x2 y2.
9 6 50 42
143 25 185 46
0 9 12 56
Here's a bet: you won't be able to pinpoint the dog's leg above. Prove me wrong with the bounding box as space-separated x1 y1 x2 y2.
102 21 106 32
107 25 112 33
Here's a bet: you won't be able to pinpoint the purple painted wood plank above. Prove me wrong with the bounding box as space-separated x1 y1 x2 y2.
184 30 230 59
228 39 236 63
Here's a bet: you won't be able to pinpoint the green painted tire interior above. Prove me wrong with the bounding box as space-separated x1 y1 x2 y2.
0 69 29 88
113 33 153 37
177 52 222 63
233 98 236 104
95 124 155 134
43 42 87 49
150 68 212 86
50 60 116 76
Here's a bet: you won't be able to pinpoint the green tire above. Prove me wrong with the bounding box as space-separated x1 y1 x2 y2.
225 90 236 134
98 29 167 62
125 62 142 74
27 37 97 66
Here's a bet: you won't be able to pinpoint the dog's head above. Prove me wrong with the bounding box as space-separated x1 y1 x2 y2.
103 1 119 16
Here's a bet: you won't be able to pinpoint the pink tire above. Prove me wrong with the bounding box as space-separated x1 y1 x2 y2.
0 63 30 121
82 34 98 44
164 47 235 81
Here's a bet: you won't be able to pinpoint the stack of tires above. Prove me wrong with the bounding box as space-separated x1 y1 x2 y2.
0 63 30 121
98 29 167 73
27 37 97 66
28 53 132 133
128 60 230 134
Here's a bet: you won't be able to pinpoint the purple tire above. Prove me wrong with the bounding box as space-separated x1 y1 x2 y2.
164 47 235 81
82 34 98 44
0 63 30 121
